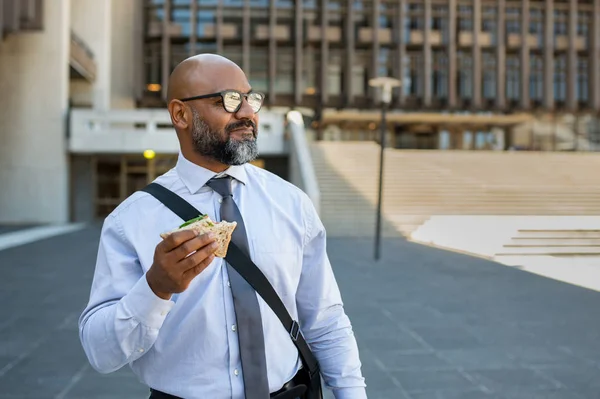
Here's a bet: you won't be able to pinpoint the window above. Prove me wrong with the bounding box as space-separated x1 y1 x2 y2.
554 55 566 102
408 52 423 97
577 58 589 102
249 47 268 93
458 5 473 31
483 52 496 99
433 52 448 99
506 7 520 34
432 4 447 35
530 56 543 101
529 8 543 44
408 3 424 30
506 56 520 100
578 11 590 48
458 52 472 99
554 10 567 36
275 48 294 95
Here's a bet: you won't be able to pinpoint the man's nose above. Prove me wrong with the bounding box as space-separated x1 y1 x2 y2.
235 97 255 119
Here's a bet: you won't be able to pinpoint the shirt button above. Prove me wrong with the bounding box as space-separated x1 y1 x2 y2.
227 280 231 287
160 311 167 316
138 348 144 353
218 198 223 204
234 369 239 376
231 324 237 332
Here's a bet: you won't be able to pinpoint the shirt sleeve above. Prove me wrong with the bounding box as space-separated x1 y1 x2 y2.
78 213 174 373
295 195 367 399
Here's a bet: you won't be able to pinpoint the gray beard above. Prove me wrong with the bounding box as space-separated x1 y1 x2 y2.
190 109 259 165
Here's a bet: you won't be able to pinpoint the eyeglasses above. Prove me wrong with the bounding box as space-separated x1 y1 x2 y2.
179 90 265 114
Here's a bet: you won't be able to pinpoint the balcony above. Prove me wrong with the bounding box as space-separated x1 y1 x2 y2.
307 26 341 42
459 31 473 46
256 25 290 40
409 30 424 45
358 27 392 44
69 109 287 155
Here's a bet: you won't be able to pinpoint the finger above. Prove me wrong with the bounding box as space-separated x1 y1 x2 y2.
160 229 198 252
171 232 216 262
182 253 216 281
177 240 219 272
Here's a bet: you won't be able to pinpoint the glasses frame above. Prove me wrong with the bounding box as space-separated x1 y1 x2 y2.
179 90 265 114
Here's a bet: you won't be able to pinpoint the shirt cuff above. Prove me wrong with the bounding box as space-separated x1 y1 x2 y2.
333 387 368 399
120 274 175 330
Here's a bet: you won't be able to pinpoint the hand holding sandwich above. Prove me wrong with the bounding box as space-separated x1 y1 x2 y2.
146 230 218 300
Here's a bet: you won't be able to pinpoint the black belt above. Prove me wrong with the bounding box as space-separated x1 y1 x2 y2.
149 371 307 399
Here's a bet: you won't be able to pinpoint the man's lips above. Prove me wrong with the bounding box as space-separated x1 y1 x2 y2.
229 127 255 135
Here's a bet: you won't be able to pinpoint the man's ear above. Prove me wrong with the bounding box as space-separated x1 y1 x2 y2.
168 100 190 130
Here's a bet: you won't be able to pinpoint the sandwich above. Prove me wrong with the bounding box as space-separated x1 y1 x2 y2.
160 215 237 258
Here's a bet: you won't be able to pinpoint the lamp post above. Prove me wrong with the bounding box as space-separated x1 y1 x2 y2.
368 77 401 261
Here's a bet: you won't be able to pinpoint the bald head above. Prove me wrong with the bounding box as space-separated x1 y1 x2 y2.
166 54 247 103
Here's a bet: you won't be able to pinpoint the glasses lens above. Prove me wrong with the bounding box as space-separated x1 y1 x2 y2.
223 91 242 112
247 93 264 113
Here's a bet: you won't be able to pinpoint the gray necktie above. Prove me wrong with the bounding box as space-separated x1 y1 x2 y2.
206 176 270 399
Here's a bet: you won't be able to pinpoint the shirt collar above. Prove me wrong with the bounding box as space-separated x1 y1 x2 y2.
175 152 248 194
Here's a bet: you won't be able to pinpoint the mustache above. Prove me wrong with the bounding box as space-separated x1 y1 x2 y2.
225 120 256 134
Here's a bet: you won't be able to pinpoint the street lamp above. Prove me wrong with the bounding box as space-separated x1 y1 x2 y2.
368 77 401 261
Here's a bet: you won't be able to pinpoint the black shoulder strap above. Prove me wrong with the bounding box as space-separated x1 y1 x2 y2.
143 183 203 221
142 183 320 375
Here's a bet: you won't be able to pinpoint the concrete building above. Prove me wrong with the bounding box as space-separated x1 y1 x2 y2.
1 0 600 225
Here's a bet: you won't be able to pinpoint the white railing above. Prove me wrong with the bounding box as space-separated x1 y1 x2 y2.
287 111 321 215
69 108 287 155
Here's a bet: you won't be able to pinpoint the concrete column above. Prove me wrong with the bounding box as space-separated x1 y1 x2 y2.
423 0 432 106
268 0 276 103
448 0 457 107
0 0 70 223
396 0 406 106
567 0 577 110
592 0 600 110
473 0 482 108
70 0 112 110
161 0 171 100
520 0 530 109
189 0 197 56
71 156 95 223
133 0 145 103
496 0 506 109
111 0 138 109
243 0 250 74
294 0 303 105
320 0 329 105
345 0 355 105
371 0 381 104
544 0 554 110
216 0 223 54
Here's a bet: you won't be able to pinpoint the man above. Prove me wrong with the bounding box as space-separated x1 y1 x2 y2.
79 54 367 399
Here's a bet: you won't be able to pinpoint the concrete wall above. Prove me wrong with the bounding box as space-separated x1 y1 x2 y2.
70 0 112 110
0 0 71 224
110 0 140 109
71 156 95 223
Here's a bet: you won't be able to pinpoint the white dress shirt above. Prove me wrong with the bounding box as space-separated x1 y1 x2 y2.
79 152 367 399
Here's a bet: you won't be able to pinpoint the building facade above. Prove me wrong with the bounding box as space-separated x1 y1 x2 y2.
140 0 600 114
2 0 600 225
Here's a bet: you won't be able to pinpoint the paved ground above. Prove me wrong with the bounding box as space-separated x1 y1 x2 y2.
1 225 600 399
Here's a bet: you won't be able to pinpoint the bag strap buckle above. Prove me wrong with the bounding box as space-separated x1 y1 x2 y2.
290 320 300 341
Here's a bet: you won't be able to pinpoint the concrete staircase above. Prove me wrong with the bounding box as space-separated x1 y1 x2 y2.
311 141 600 237
496 229 600 256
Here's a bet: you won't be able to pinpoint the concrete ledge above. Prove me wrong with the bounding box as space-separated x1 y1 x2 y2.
410 215 600 258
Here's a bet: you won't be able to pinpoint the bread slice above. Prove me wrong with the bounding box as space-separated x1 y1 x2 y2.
160 215 237 258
